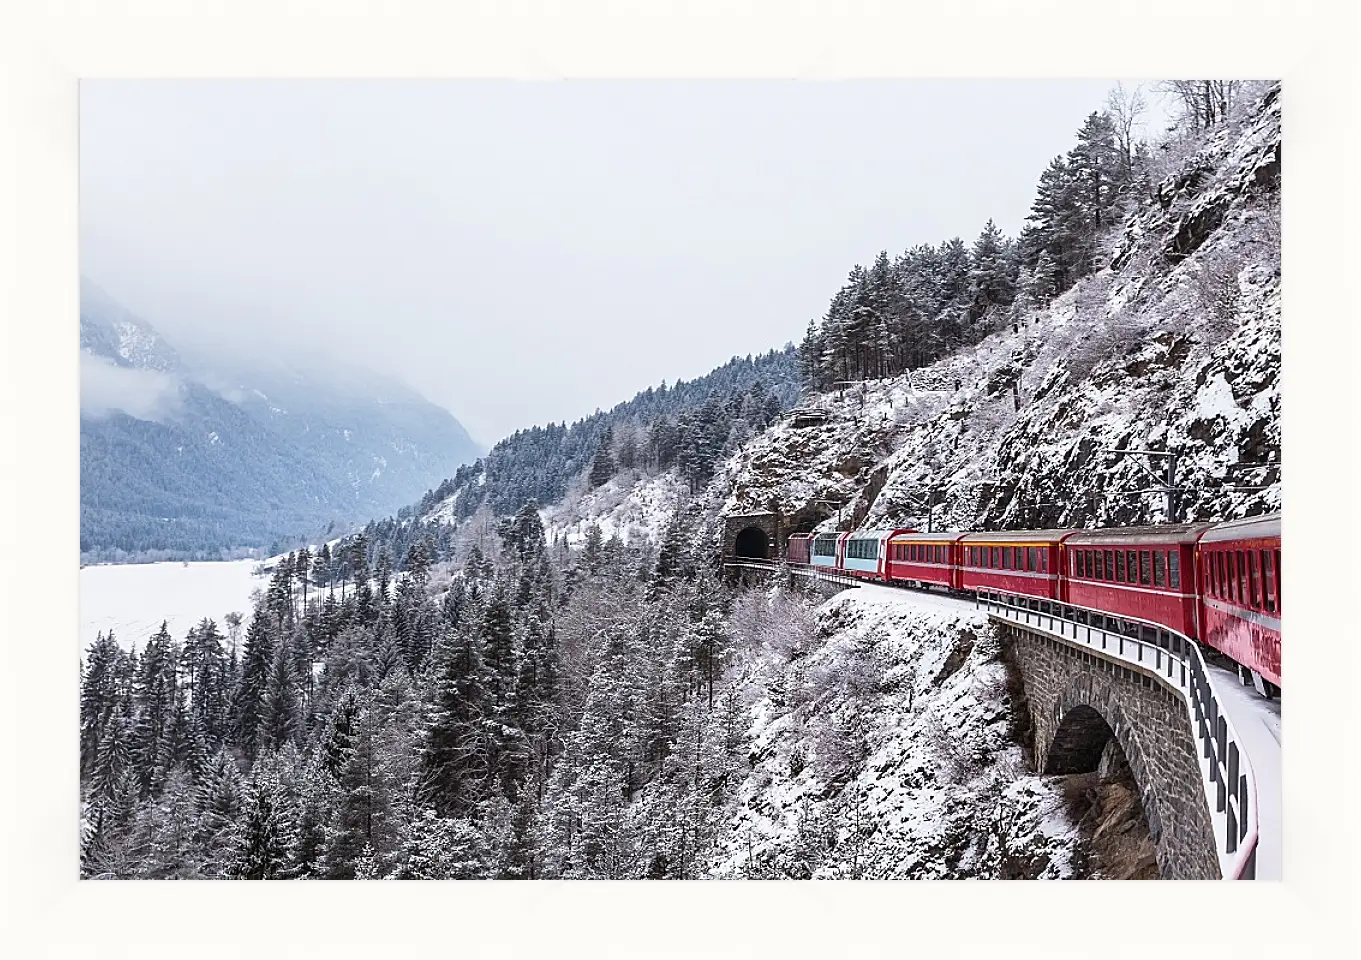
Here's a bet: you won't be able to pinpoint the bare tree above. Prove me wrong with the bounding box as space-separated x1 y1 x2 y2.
1106 82 1147 177
1160 80 1243 131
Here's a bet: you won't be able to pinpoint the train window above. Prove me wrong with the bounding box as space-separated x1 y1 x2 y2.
933 545 940 564
1275 549 1282 612
1249 552 1261 609
1139 551 1152 585
1102 550 1113 580
991 547 1000 568
1115 550 1125 582
1094 551 1104 580
1040 550 1048 573
1025 547 1034 572
1086 550 1095 579
1153 552 1165 587
1216 552 1226 598
1169 552 1181 589
1237 551 1249 604
1127 551 1138 585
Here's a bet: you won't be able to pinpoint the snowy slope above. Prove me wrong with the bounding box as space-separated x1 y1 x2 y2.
708 587 1084 878
540 470 690 549
707 86 1280 539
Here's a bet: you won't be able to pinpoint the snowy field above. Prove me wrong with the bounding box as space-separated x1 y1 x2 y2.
80 559 264 655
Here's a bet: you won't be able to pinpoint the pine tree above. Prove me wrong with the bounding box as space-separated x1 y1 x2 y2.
80 631 124 781
261 637 300 752
130 622 178 798
418 630 491 818
235 611 275 760
588 428 616 488
181 618 229 748
231 768 297 880
195 747 244 876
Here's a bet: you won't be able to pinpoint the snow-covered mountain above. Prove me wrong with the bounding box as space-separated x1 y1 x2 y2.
79 279 482 560
706 86 1280 540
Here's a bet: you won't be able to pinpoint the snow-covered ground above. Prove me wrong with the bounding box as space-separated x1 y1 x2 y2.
79 559 264 655
1207 663 1282 880
711 584 1084 878
541 470 688 549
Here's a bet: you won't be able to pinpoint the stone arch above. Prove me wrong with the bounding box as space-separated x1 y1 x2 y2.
734 526 771 560
1045 705 1115 775
1047 677 1166 859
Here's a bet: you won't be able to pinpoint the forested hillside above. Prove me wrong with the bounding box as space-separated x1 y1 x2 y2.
719 81 1280 537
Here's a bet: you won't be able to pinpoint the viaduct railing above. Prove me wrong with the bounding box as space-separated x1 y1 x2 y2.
722 557 1259 881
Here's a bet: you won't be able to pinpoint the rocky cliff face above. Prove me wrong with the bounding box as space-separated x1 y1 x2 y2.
707 86 1280 538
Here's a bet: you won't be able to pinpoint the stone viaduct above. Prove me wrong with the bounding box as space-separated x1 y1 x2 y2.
999 623 1222 879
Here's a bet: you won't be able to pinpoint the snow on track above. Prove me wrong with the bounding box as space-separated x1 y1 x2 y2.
1207 663 1283 880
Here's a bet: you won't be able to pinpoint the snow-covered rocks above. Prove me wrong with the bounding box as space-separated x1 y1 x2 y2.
709 587 1084 878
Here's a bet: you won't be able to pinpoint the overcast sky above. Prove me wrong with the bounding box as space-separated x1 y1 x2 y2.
80 80 1163 446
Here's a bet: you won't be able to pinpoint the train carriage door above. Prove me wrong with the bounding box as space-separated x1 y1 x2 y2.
1275 548 1282 612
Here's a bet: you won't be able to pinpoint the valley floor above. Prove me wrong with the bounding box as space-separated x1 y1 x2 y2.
80 559 263 654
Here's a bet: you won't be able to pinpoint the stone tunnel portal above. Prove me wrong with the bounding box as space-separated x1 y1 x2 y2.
734 526 772 560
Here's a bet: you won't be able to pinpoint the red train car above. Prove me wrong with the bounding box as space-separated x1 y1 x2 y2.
786 533 813 566
1063 524 1209 638
886 531 966 590
959 530 1074 600
1196 514 1281 694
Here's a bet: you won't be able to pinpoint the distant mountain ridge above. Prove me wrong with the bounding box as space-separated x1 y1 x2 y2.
79 279 483 561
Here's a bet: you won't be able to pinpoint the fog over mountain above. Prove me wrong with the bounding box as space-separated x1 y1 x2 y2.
79 278 482 560
79 79 1164 446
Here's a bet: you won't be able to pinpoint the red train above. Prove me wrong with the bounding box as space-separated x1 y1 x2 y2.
789 513 1281 697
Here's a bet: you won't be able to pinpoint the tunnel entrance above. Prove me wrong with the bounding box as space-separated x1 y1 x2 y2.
734 526 771 560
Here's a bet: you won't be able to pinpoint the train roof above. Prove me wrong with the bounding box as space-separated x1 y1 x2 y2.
961 529 1080 544
844 528 908 541
888 530 968 543
1199 512 1281 543
1066 522 1212 546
